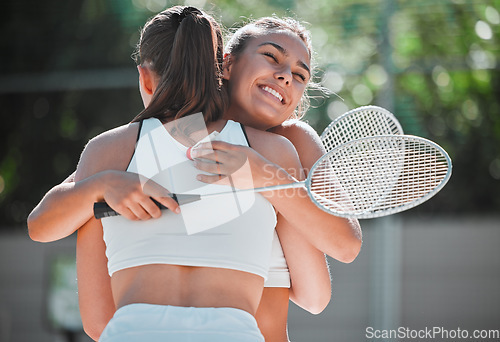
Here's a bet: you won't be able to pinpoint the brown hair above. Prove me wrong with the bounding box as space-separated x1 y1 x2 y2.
131 6 227 124
225 16 315 119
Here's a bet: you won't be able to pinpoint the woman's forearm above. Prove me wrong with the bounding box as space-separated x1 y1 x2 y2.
27 172 108 242
276 214 331 314
263 170 362 263
268 121 362 263
192 136 362 262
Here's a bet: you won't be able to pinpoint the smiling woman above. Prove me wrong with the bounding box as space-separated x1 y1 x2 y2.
222 32 311 130
191 16 362 342
222 19 315 131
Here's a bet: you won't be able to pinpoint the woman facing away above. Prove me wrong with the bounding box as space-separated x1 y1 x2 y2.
73 5 307 341
27 7 362 342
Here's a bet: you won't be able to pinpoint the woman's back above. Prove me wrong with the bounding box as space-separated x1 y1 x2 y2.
75 7 310 341
101 118 277 315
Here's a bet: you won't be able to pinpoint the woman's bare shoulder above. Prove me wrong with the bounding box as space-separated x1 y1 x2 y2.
243 126 301 172
271 120 325 169
272 120 323 150
244 126 295 152
88 122 140 146
75 122 141 181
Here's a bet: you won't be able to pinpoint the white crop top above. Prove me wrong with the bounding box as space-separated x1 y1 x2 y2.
101 118 277 279
265 231 290 288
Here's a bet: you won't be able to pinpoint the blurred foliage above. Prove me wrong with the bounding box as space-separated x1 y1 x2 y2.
0 0 499 228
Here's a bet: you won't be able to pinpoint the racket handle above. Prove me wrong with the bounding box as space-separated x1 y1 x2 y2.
93 194 201 219
93 202 119 219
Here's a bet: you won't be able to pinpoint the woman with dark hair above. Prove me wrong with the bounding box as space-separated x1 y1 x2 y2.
72 6 303 341
192 16 362 341
28 9 361 342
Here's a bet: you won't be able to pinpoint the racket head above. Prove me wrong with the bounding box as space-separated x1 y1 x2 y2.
306 135 452 219
320 105 404 151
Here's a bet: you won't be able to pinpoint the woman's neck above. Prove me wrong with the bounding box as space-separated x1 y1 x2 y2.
162 116 227 146
223 108 272 131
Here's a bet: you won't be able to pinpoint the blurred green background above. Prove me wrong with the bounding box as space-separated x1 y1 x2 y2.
1 0 499 228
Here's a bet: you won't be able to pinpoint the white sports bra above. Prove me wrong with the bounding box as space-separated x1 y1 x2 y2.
101 118 277 280
265 231 290 288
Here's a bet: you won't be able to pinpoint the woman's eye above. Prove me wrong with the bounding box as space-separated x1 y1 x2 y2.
294 73 306 82
263 52 278 62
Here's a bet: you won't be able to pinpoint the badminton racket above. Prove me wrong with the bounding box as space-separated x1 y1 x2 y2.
321 105 403 151
94 135 452 219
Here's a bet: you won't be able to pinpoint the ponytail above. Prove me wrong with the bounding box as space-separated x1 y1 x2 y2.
131 6 227 124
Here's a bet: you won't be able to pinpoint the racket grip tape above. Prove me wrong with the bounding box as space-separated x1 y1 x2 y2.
93 194 201 219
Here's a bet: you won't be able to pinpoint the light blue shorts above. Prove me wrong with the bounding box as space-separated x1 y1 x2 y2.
99 303 264 342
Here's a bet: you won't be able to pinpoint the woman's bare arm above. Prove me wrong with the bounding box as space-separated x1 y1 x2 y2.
28 171 116 242
27 122 179 243
73 124 140 340
194 123 362 262
77 218 115 341
269 120 362 262
193 126 348 312
275 213 331 314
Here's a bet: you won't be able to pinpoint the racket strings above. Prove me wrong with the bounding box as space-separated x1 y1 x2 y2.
391 144 449 205
309 136 450 218
322 107 403 151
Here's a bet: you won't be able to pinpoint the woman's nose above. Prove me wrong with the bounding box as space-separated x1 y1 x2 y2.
274 68 292 85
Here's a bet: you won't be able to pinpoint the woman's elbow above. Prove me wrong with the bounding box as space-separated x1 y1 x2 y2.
302 290 331 315
331 221 362 263
338 237 362 264
324 238 361 264
79 299 114 341
309 294 331 315
83 325 101 342
82 317 108 341
292 284 331 315
27 213 46 243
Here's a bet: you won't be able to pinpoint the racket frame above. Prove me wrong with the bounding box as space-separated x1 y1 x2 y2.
308 134 452 219
321 105 404 151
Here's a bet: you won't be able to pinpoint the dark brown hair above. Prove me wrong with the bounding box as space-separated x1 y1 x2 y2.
225 16 315 119
131 6 227 124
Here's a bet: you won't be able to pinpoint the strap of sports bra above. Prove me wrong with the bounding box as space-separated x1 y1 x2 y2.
239 123 251 147
125 120 144 170
136 120 144 143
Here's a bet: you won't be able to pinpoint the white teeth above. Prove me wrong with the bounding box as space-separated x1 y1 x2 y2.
262 86 283 102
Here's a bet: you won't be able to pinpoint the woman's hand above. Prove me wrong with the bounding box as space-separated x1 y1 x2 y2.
100 170 180 220
190 141 293 191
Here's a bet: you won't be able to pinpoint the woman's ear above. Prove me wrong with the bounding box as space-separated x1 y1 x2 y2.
137 65 156 107
137 65 155 96
222 53 232 80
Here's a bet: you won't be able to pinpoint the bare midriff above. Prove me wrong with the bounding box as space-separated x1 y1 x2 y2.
111 264 264 316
